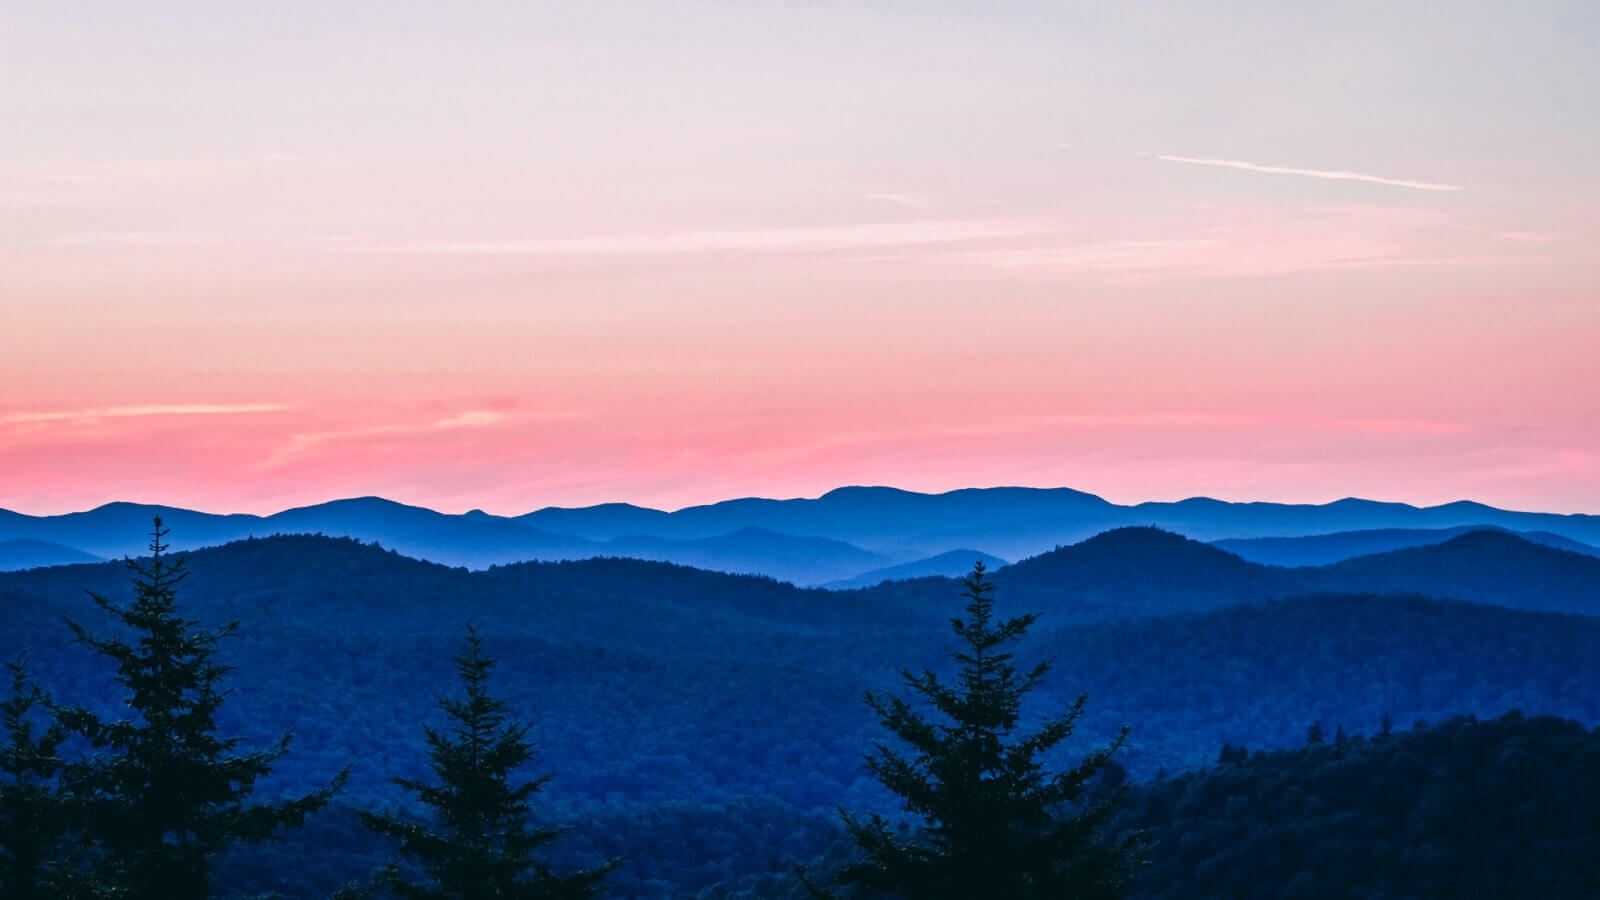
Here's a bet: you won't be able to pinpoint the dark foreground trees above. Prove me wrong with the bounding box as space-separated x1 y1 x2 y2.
0 655 69 899
825 562 1139 899
0 518 345 898
1109 712 1600 898
351 627 613 899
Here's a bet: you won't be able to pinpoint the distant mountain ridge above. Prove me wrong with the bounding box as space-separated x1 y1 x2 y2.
0 498 900 585
588 527 894 586
3 486 1598 584
821 549 1010 590
859 526 1600 623
0 538 103 571
1310 530 1600 613
989 526 1301 620
1215 524 1600 566
524 487 1600 556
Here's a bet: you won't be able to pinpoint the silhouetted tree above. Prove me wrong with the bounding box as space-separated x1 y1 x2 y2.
1306 721 1325 745
0 655 69 898
54 518 345 899
829 562 1139 898
357 627 613 899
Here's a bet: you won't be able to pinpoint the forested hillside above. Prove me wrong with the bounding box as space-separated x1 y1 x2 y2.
4 531 1600 896
1111 712 1600 898
858 526 1600 622
1214 525 1600 566
702 713 1600 899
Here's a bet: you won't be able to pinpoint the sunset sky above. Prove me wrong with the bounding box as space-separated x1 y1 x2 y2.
4 1 1597 515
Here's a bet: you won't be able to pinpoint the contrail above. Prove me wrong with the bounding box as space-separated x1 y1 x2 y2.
1152 154 1462 192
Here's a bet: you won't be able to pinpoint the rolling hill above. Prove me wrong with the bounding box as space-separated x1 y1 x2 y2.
1215 524 1600 566
821 548 1010 589
1311 530 1600 614
601 527 895 586
0 538 102 571
859 527 1600 623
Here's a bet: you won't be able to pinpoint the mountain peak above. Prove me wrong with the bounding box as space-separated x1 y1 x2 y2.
818 485 915 500
1011 526 1256 573
84 501 178 515
275 496 436 518
1079 525 1217 551
1437 528 1559 552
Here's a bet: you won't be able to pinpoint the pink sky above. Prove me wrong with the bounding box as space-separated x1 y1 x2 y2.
3 2 1597 515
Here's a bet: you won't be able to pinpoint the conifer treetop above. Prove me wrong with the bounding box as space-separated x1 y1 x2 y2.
834 562 1139 899
357 626 612 899
54 516 345 899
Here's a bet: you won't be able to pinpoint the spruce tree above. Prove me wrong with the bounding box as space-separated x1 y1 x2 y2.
357 627 612 899
832 562 1138 899
1306 721 1325 745
0 655 70 899
54 517 345 899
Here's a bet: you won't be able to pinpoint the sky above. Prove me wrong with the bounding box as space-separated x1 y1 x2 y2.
3 0 1597 515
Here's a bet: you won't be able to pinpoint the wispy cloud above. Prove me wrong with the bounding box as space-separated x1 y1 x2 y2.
1313 418 1470 435
863 192 936 210
1149 154 1462 192
1037 411 1272 429
1 156 322 211
431 410 507 429
913 203 1536 281
949 241 1534 280
360 219 1050 258
0 404 288 426
43 231 240 248
1 155 317 188
948 239 1222 273
262 409 517 468
1496 230 1556 244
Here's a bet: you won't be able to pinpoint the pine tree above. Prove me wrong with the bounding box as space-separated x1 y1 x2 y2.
54 517 345 899
831 562 1139 899
1306 721 1325 745
0 655 70 899
357 627 613 899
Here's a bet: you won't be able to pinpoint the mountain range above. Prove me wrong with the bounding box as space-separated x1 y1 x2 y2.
3 486 1598 586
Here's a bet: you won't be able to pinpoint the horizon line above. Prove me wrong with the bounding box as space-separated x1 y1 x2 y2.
0 484 1578 521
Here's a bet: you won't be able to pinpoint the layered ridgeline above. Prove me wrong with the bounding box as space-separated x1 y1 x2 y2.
1217 524 1600 566
0 538 103 571
3 528 1599 896
4 486 1600 583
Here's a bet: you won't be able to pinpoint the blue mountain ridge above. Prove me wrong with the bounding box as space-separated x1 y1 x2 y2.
4 486 1598 584
1215 524 1600 566
0 538 104 571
